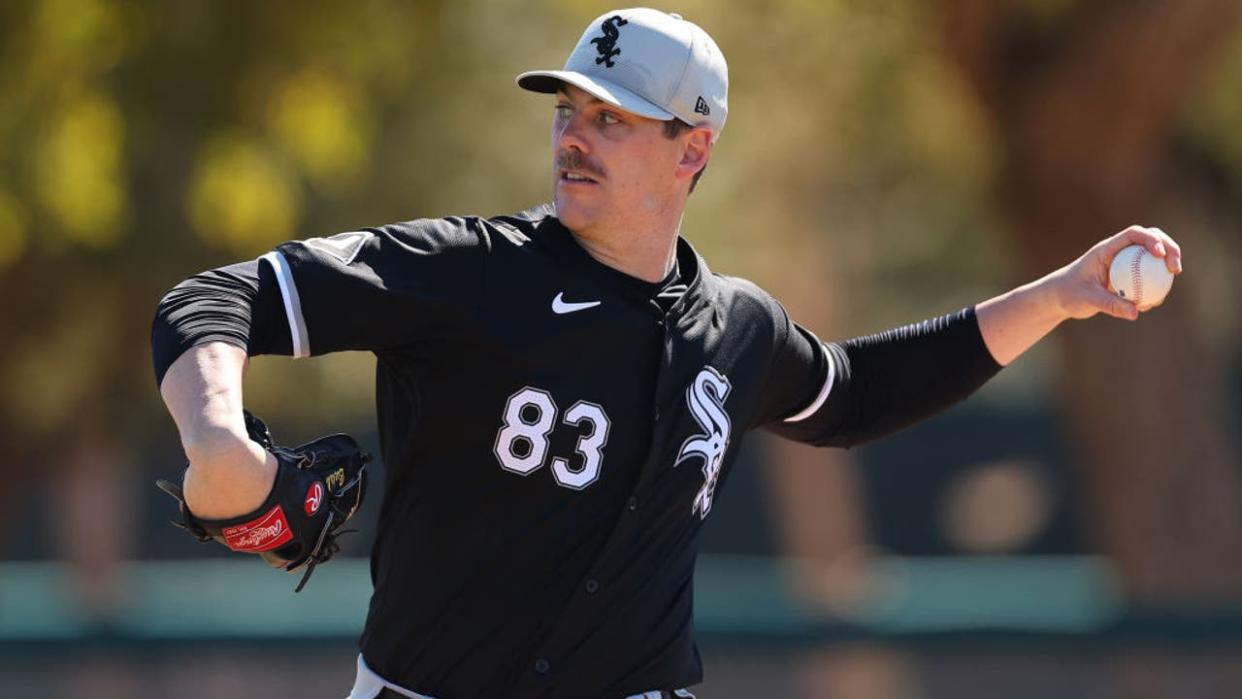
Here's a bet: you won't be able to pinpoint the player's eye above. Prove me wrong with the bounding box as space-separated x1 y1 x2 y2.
554 104 572 120
598 111 620 125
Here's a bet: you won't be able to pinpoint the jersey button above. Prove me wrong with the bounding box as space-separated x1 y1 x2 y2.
627 497 638 511
653 407 661 421
585 579 599 594
534 658 550 674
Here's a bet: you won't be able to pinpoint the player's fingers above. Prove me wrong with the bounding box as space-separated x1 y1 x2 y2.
1088 285 1139 321
1147 227 1183 274
1097 225 1163 262
1121 225 1181 273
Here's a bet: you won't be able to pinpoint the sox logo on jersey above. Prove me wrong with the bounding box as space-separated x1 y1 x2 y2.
675 366 732 519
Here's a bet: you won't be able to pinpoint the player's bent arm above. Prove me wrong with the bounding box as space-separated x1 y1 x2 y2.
976 225 1182 366
159 342 277 519
152 259 291 519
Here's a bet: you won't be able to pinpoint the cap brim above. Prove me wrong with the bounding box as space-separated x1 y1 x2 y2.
516 70 676 122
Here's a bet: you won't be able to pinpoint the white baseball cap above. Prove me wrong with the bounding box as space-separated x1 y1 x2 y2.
516 8 729 141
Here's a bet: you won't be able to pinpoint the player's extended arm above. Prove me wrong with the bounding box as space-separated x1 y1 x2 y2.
976 225 1182 366
769 225 1183 448
160 342 277 519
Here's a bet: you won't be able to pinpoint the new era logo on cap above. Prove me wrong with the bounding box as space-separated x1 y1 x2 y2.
516 8 729 141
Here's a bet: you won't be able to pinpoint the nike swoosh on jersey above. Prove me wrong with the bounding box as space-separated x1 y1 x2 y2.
552 293 602 314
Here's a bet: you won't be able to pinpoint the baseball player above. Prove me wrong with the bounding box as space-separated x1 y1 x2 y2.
151 8 1182 699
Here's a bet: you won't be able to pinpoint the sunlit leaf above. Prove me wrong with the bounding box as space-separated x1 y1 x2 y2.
21 0 133 94
33 91 129 248
187 134 299 255
267 70 374 195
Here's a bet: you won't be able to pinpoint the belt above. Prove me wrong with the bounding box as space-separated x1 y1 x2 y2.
354 654 695 699
377 691 695 699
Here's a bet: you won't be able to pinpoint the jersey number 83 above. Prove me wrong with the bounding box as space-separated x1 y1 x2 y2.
493 386 612 491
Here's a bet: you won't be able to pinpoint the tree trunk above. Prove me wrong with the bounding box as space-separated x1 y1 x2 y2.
940 0 1242 602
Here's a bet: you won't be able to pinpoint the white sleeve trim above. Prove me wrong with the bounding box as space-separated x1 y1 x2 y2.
783 342 835 423
260 251 310 358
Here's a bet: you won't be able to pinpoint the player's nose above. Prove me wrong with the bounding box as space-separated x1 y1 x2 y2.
554 112 591 154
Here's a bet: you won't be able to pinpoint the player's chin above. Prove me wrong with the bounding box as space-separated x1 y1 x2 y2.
553 193 597 230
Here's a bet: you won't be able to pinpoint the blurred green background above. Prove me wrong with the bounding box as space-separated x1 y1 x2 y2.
2 0 1241 697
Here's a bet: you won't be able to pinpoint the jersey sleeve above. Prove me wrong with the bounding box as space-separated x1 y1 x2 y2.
151 259 294 386
751 300 835 431
263 217 487 357
762 306 1003 448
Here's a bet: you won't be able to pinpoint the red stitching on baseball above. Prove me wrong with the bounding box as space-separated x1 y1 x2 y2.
1129 248 1143 307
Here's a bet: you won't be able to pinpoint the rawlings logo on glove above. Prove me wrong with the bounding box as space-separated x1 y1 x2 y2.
157 410 370 592
222 504 294 552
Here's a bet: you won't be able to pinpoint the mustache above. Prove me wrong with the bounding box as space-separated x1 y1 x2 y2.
555 150 605 180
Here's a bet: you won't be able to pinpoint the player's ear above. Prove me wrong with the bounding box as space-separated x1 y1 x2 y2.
677 127 712 182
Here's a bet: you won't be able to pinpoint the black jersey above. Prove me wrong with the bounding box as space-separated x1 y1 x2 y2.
153 203 1001 698
256 205 828 697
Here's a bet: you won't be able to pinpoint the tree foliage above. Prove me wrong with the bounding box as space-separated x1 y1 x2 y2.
0 0 1236 494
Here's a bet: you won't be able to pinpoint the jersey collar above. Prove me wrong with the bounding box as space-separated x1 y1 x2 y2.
538 214 715 320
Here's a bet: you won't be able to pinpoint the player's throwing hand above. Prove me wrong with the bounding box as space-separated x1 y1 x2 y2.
1047 225 1183 321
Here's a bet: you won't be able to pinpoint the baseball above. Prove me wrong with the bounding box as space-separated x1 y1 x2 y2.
1108 244 1174 311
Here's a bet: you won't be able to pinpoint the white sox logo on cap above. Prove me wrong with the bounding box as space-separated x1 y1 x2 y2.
591 15 628 67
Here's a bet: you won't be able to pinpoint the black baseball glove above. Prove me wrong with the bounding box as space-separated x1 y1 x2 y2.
157 410 370 592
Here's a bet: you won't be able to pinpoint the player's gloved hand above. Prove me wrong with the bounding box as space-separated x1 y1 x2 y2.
157 410 370 592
